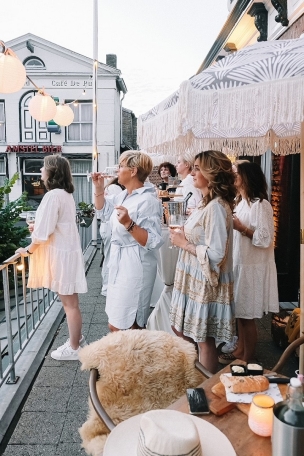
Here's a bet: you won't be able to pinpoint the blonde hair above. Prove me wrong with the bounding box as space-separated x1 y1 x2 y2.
119 151 153 183
180 151 195 169
195 150 235 210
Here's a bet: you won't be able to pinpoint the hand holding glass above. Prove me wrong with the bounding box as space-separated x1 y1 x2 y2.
166 201 186 249
26 211 36 238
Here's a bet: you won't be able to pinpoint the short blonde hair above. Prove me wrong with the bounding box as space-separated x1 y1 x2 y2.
119 151 153 183
180 151 195 169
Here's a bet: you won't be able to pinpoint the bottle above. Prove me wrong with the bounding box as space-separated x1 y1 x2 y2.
276 377 304 427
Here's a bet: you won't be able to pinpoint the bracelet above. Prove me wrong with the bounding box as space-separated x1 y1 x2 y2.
27 249 33 255
94 191 104 197
126 220 136 232
241 227 248 236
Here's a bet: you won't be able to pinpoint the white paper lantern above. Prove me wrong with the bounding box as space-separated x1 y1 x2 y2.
0 53 26 93
29 93 57 122
53 104 74 126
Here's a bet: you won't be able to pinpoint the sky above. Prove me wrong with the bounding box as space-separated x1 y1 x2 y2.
1 0 228 116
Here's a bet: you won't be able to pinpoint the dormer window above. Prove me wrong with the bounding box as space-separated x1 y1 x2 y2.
23 57 45 70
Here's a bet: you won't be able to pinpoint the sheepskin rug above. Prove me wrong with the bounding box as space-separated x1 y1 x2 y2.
78 329 204 456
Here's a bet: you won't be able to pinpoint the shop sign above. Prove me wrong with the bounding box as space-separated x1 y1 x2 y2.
6 145 62 153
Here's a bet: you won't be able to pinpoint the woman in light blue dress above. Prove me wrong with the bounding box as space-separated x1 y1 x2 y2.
92 151 163 331
169 150 236 373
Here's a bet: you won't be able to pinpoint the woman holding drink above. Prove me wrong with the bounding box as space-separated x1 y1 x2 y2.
16 155 87 361
92 151 163 331
169 150 235 373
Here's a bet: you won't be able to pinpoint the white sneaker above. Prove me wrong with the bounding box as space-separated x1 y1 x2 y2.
221 336 238 354
51 342 81 361
51 335 87 360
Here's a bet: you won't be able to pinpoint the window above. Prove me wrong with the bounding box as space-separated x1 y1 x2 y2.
23 159 46 203
24 57 45 70
67 102 93 142
0 102 5 141
20 92 49 143
21 158 92 207
0 157 6 187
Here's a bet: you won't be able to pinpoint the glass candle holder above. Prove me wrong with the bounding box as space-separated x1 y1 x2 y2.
248 394 275 437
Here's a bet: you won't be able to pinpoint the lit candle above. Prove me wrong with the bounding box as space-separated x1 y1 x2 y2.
248 394 275 437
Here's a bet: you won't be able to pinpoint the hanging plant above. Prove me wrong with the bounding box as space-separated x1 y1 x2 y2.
77 202 95 228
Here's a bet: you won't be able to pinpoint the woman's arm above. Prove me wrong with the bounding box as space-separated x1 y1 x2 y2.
92 172 105 210
115 205 148 246
233 215 254 239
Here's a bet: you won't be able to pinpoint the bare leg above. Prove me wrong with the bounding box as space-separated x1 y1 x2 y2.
58 293 82 350
233 318 257 362
171 326 198 350
198 337 218 374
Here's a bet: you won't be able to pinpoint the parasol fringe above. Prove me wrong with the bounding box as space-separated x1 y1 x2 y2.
138 75 304 156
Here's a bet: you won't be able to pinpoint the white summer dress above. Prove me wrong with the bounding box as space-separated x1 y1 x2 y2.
28 189 87 295
96 186 163 329
233 198 279 318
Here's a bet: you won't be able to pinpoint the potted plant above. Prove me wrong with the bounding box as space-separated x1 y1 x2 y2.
77 202 95 228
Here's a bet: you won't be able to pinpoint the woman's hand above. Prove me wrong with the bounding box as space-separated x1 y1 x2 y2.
233 215 245 232
169 226 187 248
15 247 29 257
91 172 104 190
115 205 132 228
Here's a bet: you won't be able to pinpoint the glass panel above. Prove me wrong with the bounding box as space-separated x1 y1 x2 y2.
81 103 92 121
0 159 5 174
73 176 91 207
24 159 44 174
68 124 80 141
70 159 92 173
0 175 6 187
81 123 92 141
0 123 4 141
0 103 4 121
71 104 80 122
23 176 46 202
25 58 44 68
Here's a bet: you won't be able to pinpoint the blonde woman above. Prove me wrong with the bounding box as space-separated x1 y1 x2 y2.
92 151 163 331
175 152 202 210
169 151 235 373
16 155 87 361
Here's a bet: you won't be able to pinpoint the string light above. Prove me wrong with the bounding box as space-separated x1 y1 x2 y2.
16 260 24 271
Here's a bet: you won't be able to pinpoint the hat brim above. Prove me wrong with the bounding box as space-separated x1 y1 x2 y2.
103 413 236 456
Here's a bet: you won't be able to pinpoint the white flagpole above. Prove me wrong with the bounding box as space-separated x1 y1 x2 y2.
92 0 98 243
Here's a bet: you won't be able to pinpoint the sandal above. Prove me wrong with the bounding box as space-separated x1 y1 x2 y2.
218 353 237 365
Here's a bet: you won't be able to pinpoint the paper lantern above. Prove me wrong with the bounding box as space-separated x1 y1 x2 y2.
0 53 26 93
53 104 74 126
29 93 57 122
248 394 274 437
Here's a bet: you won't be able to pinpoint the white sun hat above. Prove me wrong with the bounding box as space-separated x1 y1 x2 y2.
103 409 236 456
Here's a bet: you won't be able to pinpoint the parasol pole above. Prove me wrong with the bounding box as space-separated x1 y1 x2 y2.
300 121 304 374
91 0 98 243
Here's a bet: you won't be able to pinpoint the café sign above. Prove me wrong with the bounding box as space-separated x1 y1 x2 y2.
6 145 62 153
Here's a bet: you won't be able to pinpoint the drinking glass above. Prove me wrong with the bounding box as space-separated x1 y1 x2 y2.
26 211 36 238
166 201 186 249
102 166 119 178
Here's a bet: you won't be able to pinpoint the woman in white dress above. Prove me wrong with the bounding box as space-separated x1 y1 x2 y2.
219 161 279 364
99 178 125 297
92 151 163 331
16 155 87 361
174 153 202 210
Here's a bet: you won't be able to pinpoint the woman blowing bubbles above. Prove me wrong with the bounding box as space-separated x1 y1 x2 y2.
16 155 87 361
92 151 163 331
169 151 235 373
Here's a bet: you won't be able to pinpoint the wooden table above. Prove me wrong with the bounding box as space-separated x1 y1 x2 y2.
167 363 286 456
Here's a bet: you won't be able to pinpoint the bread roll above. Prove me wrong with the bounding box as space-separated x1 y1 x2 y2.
220 375 269 393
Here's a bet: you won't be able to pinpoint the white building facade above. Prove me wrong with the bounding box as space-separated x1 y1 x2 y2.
0 33 127 207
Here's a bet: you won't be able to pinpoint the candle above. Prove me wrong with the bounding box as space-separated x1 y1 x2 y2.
248 394 275 437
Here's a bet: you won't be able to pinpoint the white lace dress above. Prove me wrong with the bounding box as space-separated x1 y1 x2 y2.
28 189 87 295
233 198 279 319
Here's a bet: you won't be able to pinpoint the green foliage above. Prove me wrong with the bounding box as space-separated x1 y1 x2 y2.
0 173 31 263
78 202 95 218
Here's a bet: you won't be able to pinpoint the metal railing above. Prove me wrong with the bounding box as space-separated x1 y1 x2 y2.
0 254 57 386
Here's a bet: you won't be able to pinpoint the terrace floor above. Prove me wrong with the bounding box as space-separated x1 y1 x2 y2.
0 252 299 456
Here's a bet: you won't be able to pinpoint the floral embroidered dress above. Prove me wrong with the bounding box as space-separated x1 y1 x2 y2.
170 197 235 343
233 198 279 318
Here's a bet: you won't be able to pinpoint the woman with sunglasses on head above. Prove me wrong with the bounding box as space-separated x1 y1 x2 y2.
92 151 163 332
219 160 279 364
169 150 235 374
16 155 87 361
